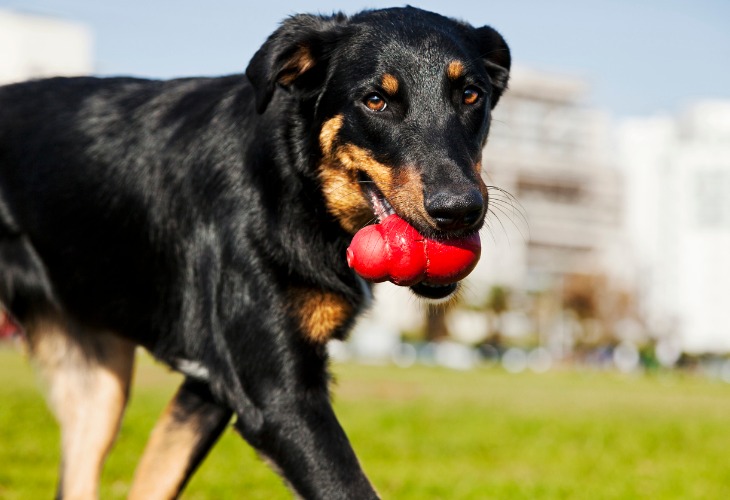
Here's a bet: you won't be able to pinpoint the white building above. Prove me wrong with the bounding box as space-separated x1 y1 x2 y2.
0 9 92 85
619 101 730 353
477 66 625 293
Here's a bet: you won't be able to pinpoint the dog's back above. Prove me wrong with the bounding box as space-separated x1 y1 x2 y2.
0 76 256 341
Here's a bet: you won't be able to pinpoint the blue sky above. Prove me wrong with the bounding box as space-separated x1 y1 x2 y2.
2 0 729 117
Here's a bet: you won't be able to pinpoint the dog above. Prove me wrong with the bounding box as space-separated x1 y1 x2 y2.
0 7 509 499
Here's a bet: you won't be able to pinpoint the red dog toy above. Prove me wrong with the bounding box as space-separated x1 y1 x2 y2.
346 214 481 286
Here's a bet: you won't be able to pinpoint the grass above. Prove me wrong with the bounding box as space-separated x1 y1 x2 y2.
2 346 730 499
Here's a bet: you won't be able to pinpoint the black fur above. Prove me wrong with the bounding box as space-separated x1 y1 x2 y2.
0 7 509 498
168 379 234 496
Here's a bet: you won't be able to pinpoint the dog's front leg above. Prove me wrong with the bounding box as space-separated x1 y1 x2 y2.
233 370 379 499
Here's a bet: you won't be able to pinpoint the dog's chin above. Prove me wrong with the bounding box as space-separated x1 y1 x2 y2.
410 281 459 303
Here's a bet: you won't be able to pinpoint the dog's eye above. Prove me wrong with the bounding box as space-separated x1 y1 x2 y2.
364 93 387 112
462 87 481 106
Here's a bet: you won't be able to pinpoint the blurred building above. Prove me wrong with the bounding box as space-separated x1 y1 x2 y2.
619 101 730 353
0 9 92 85
471 66 629 353
478 66 625 291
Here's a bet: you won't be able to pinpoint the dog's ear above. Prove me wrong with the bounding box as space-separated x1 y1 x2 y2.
473 26 511 108
246 13 348 114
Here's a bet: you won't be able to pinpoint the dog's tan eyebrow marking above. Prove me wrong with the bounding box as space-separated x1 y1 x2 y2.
380 73 399 95
446 60 465 80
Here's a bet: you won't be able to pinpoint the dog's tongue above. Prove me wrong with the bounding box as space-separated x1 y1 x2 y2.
346 214 481 286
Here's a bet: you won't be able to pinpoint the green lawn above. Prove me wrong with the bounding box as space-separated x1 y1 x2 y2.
2 346 730 499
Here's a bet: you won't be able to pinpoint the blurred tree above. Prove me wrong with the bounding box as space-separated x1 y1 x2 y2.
485 285 510 348
562 274 598 320
562 273 602 351
425 304 449 342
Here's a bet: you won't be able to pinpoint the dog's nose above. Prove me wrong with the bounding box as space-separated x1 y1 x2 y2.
424 187 484 231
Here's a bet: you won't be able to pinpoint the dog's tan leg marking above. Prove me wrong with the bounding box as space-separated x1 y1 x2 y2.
129 382 231 500
28 317 135 500
129 399 200 499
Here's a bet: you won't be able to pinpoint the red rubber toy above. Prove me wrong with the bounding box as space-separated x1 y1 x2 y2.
346 214 481 286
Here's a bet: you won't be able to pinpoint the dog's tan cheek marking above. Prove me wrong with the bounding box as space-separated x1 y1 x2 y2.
335 144 401 231
447 60 465 80
391 166 435 230
290 288 353 343
318 116 376 233
319 118 426 234
474 160 489 201
319 164 372 234
474 160 483 176
340 144 395 196
319 115 343 156
278 45 316 85
381 73 399 95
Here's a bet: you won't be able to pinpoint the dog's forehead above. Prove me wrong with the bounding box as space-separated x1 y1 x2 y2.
340 19 479 85
353 13 473 56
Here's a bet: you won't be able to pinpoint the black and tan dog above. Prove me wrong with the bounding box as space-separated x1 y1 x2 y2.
0 7 509 499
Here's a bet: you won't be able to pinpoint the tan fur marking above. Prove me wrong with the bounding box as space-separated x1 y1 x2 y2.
447 60 465 80
340 145 395 196
27 317 135 500
474 160 489 202
381 73 399 95
279 45 316 86
318 133 488 235
391 165 433 230
319 115 344 156
129 401 204 500
318 139 380 234
291 288 352 343
319 115 373 232
319 139 445 234
318 164 372 233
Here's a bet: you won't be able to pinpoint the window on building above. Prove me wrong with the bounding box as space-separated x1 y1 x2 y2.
517 178 582 204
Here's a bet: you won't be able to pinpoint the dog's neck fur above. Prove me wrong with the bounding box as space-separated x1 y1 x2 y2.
242 90 369 307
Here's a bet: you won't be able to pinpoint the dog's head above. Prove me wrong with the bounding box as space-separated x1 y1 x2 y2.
247 7 510 299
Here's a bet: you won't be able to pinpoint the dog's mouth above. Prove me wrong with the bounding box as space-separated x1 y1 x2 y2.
348 172 478 301
359 172 396 223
